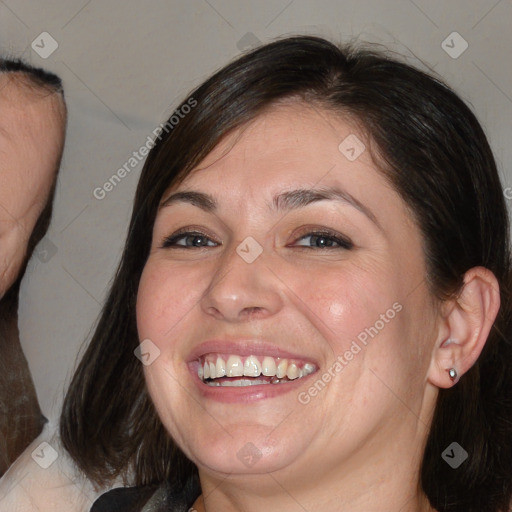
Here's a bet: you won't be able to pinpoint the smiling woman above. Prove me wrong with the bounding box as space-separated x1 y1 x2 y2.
60 35 512 512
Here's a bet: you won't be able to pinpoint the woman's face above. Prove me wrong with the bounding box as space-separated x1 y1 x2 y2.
136 103 440 484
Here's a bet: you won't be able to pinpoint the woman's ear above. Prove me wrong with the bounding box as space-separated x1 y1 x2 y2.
428 266 501 388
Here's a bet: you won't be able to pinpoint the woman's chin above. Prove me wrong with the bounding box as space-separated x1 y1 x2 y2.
184 426 313 476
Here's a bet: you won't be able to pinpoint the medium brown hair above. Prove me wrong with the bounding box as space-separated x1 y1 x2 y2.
60 35 512 511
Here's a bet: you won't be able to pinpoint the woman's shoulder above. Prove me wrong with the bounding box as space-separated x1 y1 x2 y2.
0 422 110 512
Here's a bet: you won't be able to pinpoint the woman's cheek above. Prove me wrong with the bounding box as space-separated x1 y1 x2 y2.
316 274 399 354
136 261 199 341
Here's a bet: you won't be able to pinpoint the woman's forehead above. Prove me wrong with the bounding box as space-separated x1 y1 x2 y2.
204 103 362 162
170 105 375 193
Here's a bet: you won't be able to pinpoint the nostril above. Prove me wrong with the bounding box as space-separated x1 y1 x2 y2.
242 307 264 319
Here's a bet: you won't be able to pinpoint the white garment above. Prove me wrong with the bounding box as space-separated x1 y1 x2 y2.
0 421 120 511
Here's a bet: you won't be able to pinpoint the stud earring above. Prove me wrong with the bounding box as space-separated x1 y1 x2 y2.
448 368 457 381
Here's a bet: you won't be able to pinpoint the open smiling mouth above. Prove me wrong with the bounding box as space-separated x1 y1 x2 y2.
198 354 317 386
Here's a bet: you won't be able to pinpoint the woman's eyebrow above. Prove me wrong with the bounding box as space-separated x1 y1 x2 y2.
159 187 381 229
160 190 217 212
271 187 380 228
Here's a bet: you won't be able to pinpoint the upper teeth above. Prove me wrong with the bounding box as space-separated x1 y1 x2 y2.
198 354 316 381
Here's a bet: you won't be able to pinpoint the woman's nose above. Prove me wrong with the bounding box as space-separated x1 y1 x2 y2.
199 238 284 323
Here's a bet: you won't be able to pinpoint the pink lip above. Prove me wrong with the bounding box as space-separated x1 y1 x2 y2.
186 339 319 404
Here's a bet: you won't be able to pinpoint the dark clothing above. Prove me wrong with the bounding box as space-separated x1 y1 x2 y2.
90 472 201 512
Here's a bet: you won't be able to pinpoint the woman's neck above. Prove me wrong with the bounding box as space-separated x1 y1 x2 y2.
191 489 436 512
192 462 437 512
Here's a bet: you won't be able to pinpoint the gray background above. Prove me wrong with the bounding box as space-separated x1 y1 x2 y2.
0 0 511 424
